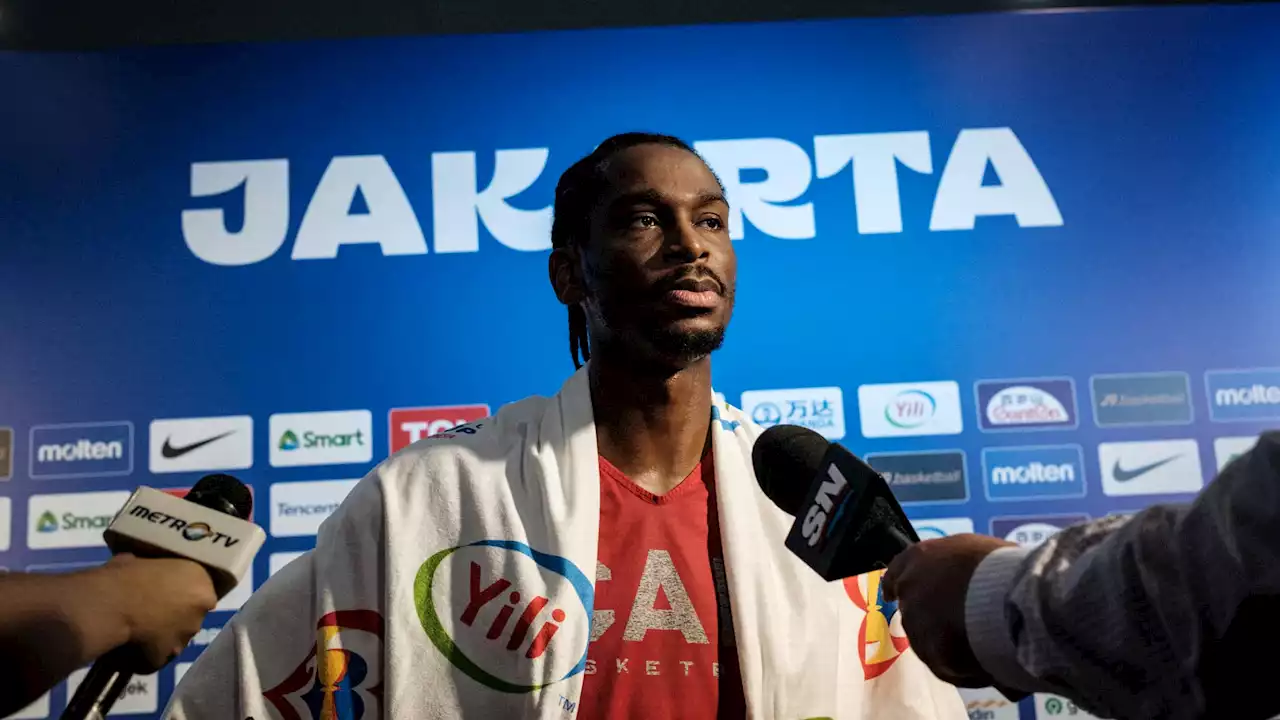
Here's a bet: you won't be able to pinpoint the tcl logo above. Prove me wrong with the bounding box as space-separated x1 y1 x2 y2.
389 405 490 453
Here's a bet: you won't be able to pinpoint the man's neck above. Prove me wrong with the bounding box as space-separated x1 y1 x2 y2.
589 353 713 496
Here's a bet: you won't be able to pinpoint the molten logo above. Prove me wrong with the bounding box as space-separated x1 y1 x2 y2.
415 539 592 693
844 569 910 679
885 390 936 428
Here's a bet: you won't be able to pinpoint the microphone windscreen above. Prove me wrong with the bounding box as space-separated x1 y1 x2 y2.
187 473 253 520
752 425 830 516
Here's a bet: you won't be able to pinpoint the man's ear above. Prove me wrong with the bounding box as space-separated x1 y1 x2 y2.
548 246 585 306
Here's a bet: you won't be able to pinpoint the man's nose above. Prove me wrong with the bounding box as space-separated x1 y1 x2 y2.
663 221 710 262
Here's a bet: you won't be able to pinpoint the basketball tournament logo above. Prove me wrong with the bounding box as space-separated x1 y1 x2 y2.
263 610 385 719
844 569 910 679
415 539 594 693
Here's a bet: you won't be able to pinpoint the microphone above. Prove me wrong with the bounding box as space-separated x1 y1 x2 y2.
61 474 265 720
753 426 1031 703
753 424 918 581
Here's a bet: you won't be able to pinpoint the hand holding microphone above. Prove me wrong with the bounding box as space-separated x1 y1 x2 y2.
752 425 1026 699
60 474 265 720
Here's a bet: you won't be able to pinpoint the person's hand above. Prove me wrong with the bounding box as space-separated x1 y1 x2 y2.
882 534 1016 687
98 554 218 672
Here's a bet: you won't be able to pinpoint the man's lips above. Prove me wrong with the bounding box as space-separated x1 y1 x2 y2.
659 276 722 309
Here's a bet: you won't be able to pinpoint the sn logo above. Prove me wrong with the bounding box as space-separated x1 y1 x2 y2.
460 562 566 660
801 465 849 547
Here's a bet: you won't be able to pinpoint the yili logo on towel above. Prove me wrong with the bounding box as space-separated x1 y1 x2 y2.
415 539 594 693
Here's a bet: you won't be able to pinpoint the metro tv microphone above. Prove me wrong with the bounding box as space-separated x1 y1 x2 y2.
61 474 266 720
752 425 918 581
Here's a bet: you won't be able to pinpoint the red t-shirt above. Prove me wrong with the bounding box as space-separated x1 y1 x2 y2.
576 452 747 719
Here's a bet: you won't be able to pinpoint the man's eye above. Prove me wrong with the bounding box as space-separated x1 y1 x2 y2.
700 217 724 230
631 214 659 229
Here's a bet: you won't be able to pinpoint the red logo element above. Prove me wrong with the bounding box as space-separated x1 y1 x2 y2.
160 486 254 521
388 405 489 453
263 610 384 720
844 569 910 679
460 561 567 660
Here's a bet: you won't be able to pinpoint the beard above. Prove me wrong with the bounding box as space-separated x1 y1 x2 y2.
645 324 726 364
587 283 729 367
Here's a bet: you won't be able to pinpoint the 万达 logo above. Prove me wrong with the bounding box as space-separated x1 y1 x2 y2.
414 539 592 693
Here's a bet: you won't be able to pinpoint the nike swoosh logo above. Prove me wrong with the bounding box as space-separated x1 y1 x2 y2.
1112 454 1181 482
161 430 235 459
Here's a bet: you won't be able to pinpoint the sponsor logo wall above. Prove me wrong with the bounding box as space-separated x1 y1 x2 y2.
5 5 1280 718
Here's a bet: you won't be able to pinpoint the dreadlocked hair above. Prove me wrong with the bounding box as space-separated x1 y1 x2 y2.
551 132 716 369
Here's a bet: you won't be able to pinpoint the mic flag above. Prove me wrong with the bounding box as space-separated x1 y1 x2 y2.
752 425 918 581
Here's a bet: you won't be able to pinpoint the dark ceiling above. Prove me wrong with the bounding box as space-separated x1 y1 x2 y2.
0 0 1263 51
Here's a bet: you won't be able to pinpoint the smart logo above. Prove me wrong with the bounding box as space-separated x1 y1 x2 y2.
1098 439 1203 496
29 421 133 479
982 445 1086 501
858 381 963 438
990 514 1089 548
740 387 846 440
389 404 490 453
1090 372 1192 427
1206 369 1280 422
910 517 974 540
975 378 1077 432
27 491 131 549
1036 694 1103 719
269 410 373 467
415 539 592 693
866 451 968 504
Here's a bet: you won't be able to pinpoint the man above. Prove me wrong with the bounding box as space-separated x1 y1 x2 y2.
166 133 965 718
884 431 1280 720
0 553 216 717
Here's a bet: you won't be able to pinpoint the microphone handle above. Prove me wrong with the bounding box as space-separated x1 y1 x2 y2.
60 646 133 720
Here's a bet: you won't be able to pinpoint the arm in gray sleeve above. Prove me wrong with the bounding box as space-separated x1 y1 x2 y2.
962 431 1280 720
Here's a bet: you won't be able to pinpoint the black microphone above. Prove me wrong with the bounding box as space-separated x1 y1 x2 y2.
61 474 262 720
753 425 1031 703
752 424 918 580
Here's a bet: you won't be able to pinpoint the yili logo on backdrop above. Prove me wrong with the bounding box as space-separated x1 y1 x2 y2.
975 378 1077 432
389 405 491 454
857 381 963 438
269 410 372 467
1205 368 1280 422
415 539 593 693
1098 439 1203 496
1090 372 1192 427
990 514 1090 548
982 445 1086 501
864 451 968 504
27 491 130 549
740 387 845 440
29 421 133 479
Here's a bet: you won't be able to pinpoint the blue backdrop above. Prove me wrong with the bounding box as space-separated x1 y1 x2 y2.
3 4 1280 718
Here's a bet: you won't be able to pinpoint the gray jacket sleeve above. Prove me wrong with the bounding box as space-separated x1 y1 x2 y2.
962 431 1280 720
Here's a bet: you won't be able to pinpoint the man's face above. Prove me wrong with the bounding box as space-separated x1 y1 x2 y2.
577 144 737 368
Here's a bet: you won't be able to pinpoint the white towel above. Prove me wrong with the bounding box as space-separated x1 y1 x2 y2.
165 367 966 719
